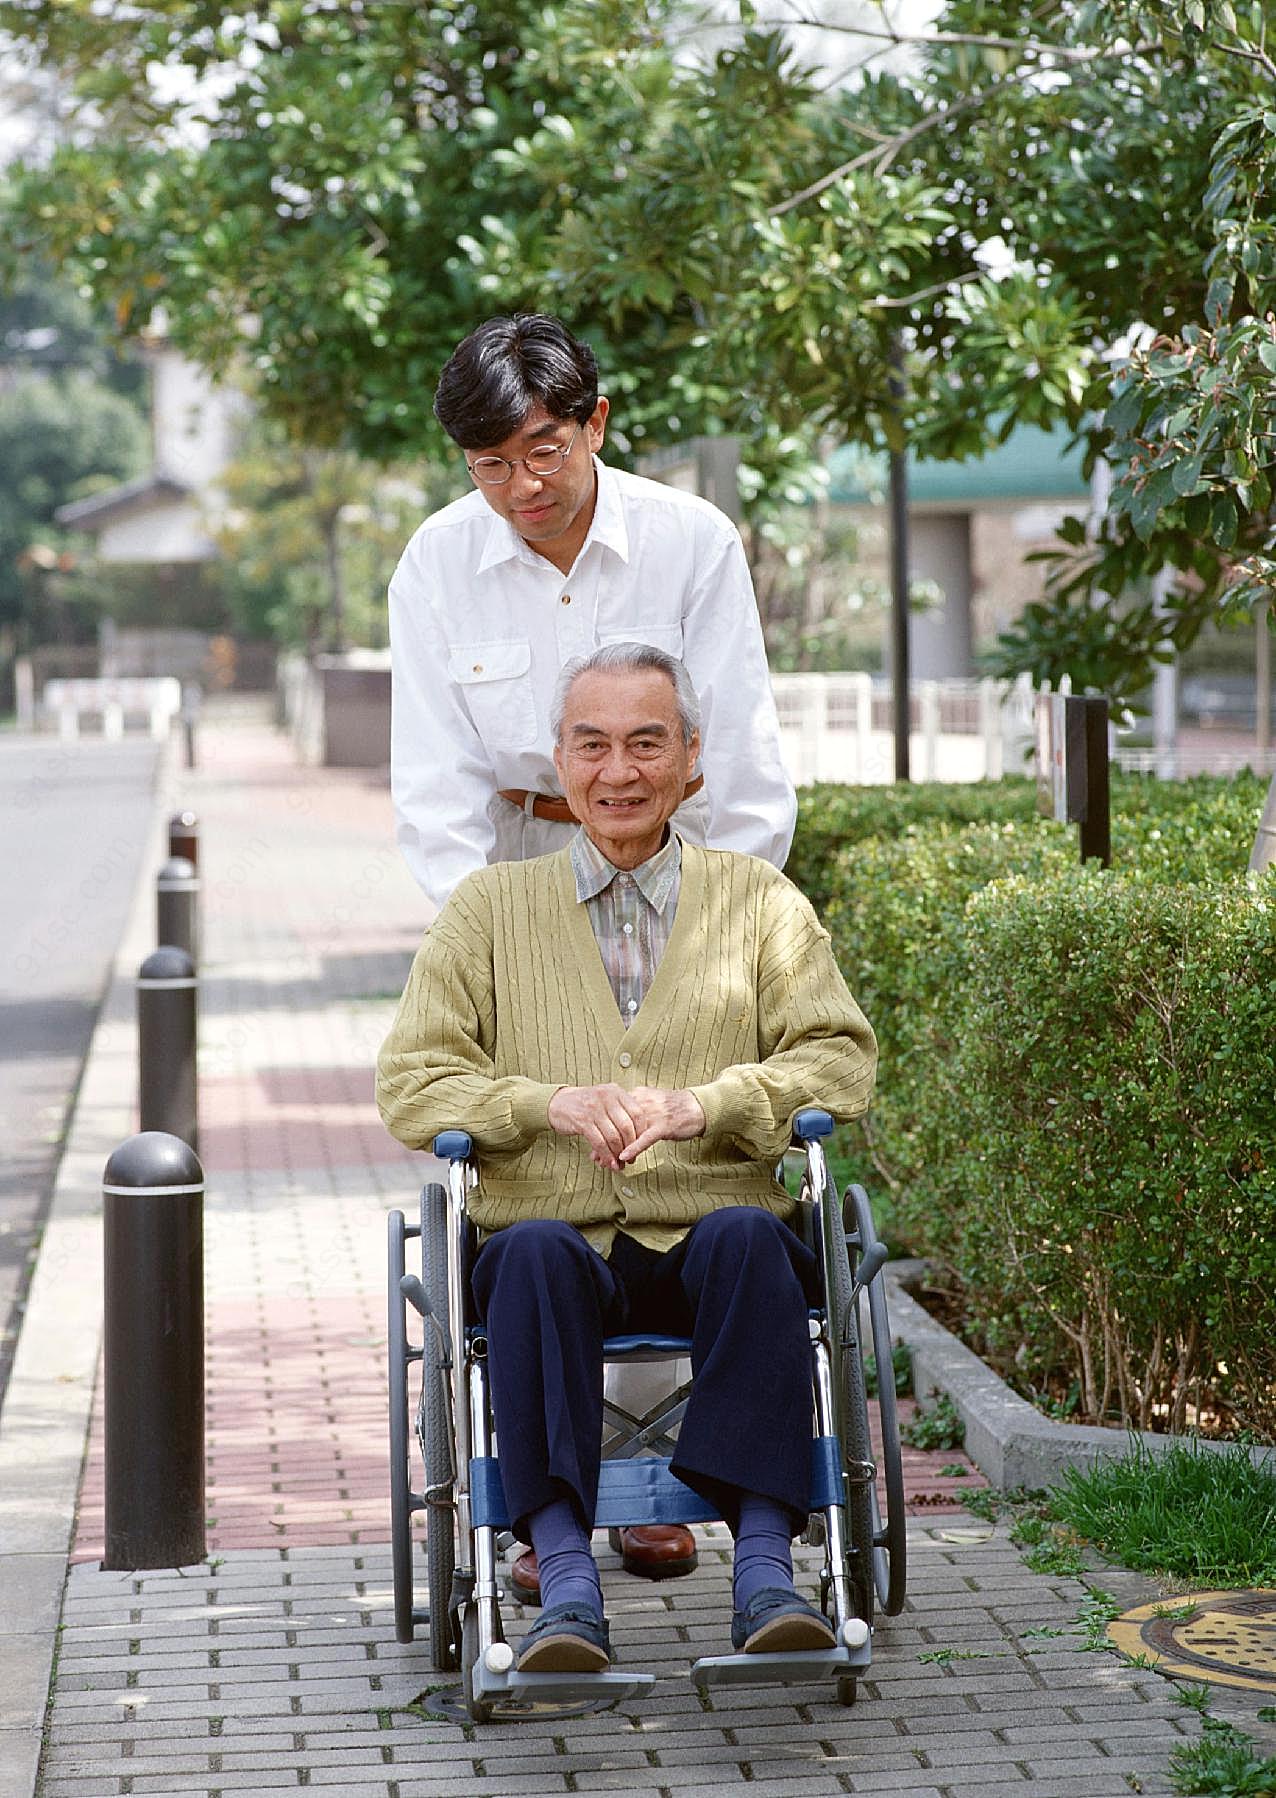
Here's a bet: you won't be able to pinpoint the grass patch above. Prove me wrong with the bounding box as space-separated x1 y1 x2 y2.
1050 1442 1276 1585
1170 1716 1276 1795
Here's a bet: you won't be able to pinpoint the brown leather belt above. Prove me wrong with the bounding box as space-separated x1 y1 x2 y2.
498 773 704 825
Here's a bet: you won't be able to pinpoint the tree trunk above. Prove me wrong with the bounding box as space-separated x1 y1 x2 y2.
322 514 347 655
1250 768 1276 873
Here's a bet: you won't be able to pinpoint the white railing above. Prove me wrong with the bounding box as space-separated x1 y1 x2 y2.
41 677 182 742
770 672 1037 786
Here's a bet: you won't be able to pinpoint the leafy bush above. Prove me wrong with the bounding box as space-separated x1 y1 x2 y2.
796 770 1274 1437
952 871 1276 1435
785 777 1038 912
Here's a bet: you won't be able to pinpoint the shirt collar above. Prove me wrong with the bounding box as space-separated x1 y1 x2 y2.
475 456 629 576
570 827 682 912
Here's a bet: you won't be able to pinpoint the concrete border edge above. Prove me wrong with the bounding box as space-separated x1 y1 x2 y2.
885 1261 1275 1488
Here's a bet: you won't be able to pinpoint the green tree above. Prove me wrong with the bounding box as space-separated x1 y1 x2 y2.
0 371 148 643
3 0 1271 698
213 415 448 652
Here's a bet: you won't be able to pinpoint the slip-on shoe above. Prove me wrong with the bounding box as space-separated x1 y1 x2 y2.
515 1602 611 1673
730 1586 837 1654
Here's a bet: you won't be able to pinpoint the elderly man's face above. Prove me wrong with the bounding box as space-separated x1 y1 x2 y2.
553 666 700 870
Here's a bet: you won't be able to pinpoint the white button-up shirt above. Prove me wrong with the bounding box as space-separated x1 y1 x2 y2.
387 457 796 909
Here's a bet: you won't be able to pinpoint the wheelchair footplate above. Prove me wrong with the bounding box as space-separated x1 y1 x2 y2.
691 1625 872 1693
469 1654 656 1717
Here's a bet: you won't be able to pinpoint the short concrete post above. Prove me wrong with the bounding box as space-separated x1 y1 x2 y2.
137 947 198 1155
168 810 199 870
156 856 199 965
102 1131 205 1570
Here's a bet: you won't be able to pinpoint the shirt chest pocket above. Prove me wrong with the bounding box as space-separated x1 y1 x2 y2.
448 639 537 752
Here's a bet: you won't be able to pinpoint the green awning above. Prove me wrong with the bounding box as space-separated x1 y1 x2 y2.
827 423 1088 506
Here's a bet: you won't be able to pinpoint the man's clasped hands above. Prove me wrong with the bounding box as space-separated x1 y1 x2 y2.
546 1083 706 1170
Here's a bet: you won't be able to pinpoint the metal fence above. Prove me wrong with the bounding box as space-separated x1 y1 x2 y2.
770 672 1038 786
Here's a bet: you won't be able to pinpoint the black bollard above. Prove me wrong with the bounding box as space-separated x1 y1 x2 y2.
138 946 198 1155
156 855 199 965
102 1131 206 1570
168 810 199 870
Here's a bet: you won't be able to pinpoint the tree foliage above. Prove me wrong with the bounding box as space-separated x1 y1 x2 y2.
0 370 148 638
2 0 1273 692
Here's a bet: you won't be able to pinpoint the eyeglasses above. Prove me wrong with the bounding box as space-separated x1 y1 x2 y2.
467 423 582 486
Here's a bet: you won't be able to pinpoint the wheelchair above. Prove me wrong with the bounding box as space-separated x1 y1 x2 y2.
386 1107 906 1722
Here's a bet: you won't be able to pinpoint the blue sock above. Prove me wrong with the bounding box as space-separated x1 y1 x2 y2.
732 1491 795 1611
526 1495 603 1617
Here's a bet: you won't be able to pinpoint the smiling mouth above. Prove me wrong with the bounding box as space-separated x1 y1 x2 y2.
597 796 648 809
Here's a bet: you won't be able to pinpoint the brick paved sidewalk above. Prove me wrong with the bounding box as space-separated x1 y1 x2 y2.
34 704 1205 1796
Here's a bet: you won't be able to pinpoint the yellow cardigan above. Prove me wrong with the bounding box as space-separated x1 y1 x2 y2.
376 841 877 1253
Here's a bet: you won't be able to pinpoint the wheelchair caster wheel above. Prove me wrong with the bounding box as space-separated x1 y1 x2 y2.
837 1675 858 1707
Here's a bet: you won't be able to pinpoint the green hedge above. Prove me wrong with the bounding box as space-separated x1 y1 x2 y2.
786 777 1038 911
801 770 1275 1438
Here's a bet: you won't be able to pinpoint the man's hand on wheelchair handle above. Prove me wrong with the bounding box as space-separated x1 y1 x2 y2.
546 1083 705 1170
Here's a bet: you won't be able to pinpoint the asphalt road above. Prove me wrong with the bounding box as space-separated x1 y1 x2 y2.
0 733 159 1413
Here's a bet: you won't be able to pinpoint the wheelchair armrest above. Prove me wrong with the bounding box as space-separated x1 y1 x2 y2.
792 1107 834 1143
433 1130 474 1161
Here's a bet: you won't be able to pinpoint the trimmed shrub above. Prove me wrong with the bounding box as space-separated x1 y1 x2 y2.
798 769 1275 1438
786 777 1038 911
951 872 1276 1436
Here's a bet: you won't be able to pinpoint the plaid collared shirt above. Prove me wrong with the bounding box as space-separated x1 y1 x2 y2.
569 828 682 1026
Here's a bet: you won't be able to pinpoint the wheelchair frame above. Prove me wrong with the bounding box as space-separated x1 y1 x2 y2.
386 1107 906 1722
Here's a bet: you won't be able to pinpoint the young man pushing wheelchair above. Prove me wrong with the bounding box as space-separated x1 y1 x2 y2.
377 645 876 1674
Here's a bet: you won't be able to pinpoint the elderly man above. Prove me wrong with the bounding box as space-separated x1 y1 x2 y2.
377 645 876 1673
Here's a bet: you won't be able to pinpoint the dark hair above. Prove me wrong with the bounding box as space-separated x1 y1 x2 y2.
433 314 599 449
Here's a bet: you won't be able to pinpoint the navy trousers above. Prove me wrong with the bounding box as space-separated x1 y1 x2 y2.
470 1207 818 1542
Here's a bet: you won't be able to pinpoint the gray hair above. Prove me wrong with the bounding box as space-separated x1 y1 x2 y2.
550 641 702 745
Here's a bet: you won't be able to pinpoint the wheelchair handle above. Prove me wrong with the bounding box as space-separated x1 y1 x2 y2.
793 1108 834 1142
399 1273 432 1318
433 1130 473 1160
400 1273 452 1362
851 1241 890 1295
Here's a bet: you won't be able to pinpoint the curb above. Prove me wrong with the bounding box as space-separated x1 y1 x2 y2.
885 1261 1276 1489
0 743 177 1798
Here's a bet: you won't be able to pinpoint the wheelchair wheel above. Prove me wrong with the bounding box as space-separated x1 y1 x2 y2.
819 1167 877 1630
420 1182 459 1672
845 1183 907 1617
388 1206 419 1645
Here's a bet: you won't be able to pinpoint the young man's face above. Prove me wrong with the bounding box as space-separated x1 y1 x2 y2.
465 399 609 564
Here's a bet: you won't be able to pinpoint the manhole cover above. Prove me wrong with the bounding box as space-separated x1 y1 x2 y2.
1107 1590 1276 1693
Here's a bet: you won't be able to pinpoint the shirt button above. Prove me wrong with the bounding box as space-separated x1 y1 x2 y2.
621 1185 634 1199
618 1052 632 1068
626 999 638 1014
471 663 483 674
622 922 634 936
560 593 571 605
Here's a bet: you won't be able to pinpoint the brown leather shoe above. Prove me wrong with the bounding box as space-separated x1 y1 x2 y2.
612 1524 698 1579
508 1547 542 1606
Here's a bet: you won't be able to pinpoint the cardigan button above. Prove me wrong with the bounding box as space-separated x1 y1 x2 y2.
618 1052 632 1068
621 1185 634 1199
